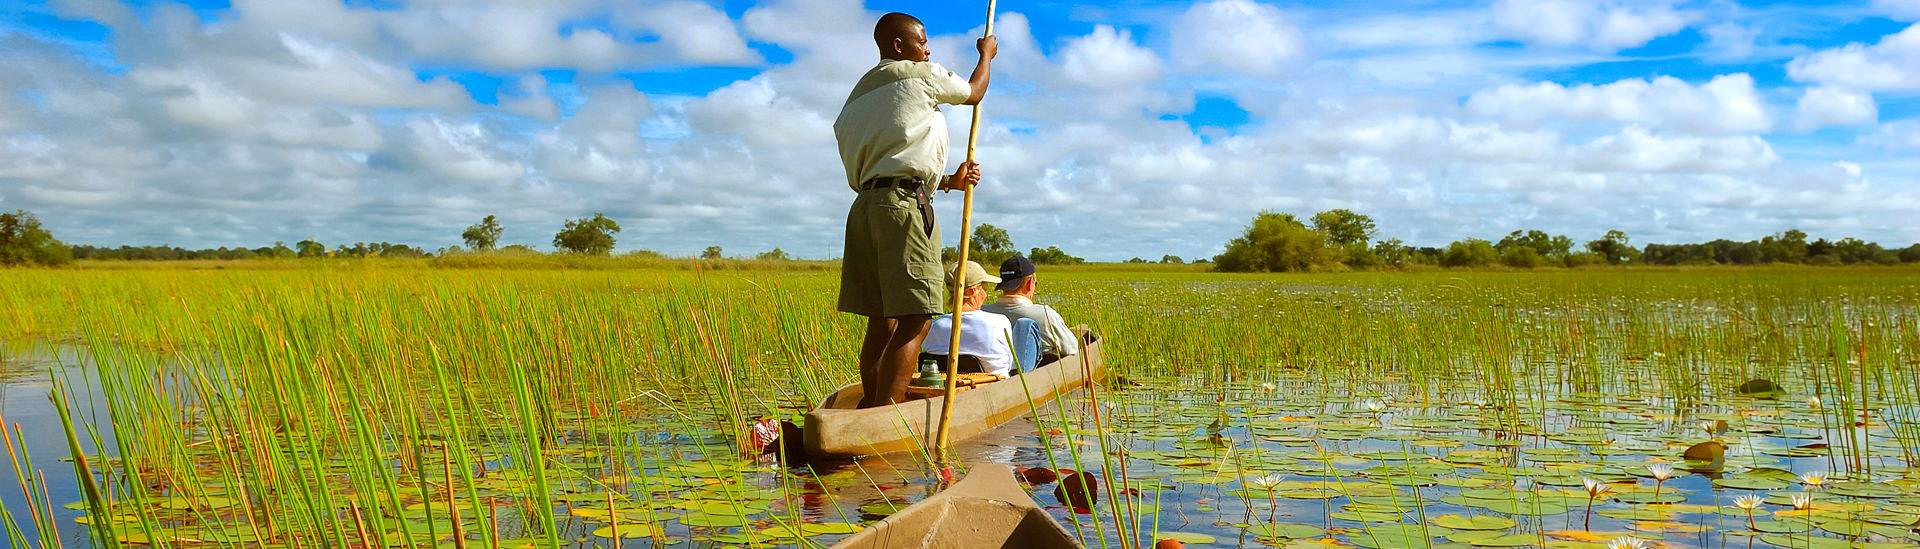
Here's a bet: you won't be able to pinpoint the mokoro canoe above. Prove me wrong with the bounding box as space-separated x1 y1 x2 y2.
829 463 1083 549
804 329 1103 459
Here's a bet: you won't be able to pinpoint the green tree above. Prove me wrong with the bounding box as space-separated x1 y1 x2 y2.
1159 255 1184 264
1585 229 1638 265
966 224 1017 265
1311 209 1377 248
702 246 724 260
296 239 326 258
1028 246 1084 265
1213 211 1342 272
553 213 621 255
1372 239 1415 268
462 215 503 251
0 210 73 266
1441 238 1498 267
1758 229 1808 263
755 248 791 261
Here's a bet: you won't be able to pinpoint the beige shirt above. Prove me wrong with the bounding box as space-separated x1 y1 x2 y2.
834 60 973 191
982 295 1079 358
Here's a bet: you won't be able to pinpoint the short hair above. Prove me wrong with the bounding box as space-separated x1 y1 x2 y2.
874 12 924 49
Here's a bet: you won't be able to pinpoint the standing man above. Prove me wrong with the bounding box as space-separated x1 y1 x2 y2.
835 12 997 408
984 255 1080 366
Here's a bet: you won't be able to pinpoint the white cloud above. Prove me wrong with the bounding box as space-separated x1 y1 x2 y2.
1058 26 1162 89
618 1 761 65
1875 0 1920 20
394 117 525 182
1865 120 1920 150
1492 0 1693 50
1571 126 1778 173
1788 23 1920 91
1171 0 1307 76
1794 87 1878 130
1467 74 1770 134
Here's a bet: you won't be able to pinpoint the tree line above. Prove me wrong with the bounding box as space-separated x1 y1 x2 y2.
5 207 1915 269
1212 209 1920 272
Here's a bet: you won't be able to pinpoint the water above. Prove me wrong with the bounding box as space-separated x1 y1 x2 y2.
4 343 1917 548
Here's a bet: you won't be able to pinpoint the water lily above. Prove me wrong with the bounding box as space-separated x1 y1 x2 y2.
1799 471 1826 489
1646 463 1674 502
1246 474 1283 491
1607 537 1649 549
1699 421 1719 436
1259 382 1276 391
1582 478 1612 497
1581 477 1612 530
1733 494 1765 529
1646 463 1674 481
1363 399 1385 413
1806 396 1821 410
1790 492 1814 511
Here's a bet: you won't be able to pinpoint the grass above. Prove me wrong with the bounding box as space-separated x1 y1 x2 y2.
0 263 1915 548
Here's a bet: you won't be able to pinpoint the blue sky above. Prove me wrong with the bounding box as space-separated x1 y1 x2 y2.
2 0 1918 260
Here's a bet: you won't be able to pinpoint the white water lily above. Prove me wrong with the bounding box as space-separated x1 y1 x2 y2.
1732 494 1765 510
1699 421 1719 435
1646 463 1675 481
1247 474 1284 490
1260 382 1276 391
1363 399 1385 413
1582 478 1612 497
1607 537 1650 549
1806 396 1821 410
1800 471 1827 488
1791 492 1814 510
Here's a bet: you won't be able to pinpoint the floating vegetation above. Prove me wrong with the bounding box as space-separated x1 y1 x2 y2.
0 267 1917 548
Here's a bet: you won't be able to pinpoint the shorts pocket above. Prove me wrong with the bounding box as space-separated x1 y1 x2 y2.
907 260 944 282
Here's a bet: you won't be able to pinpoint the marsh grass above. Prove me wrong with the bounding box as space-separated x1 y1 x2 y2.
0 266 1915 548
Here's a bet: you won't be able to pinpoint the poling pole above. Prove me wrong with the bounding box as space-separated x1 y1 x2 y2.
933 0 997 468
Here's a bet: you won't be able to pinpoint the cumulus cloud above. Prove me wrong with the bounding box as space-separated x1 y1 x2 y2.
1876 0 1920 20
1492 0 1693 50
3 0 1918 256
1788 23 1920 91
1794 87 1878 130
1059 26 1163 89
1466 74 1771 134
1171 0 1307 76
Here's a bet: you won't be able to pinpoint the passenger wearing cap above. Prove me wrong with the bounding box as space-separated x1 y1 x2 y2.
983 255 1079 367
922 261 1021 379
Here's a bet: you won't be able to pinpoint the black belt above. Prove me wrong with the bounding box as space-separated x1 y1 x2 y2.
860 176 925 191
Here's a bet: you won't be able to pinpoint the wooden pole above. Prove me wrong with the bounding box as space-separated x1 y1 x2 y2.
933 0 998 467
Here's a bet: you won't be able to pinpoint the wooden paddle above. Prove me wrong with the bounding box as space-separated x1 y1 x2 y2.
933 0 998 467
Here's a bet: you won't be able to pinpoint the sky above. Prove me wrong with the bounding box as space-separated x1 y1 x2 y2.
2 0 1918 261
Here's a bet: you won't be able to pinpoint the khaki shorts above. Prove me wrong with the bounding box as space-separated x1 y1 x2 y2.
839 186 943 317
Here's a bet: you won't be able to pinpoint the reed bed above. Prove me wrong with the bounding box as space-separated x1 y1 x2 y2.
0 266 1915 548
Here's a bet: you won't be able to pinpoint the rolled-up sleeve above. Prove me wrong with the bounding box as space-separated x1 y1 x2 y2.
1046 306 1079 357
925 62 973 105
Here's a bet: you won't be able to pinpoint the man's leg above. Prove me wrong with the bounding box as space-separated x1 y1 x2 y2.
1011 318 1042 374
873 314 933 407
858 316 896 408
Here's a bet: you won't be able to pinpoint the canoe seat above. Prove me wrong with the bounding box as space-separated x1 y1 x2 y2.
904 373 1003 399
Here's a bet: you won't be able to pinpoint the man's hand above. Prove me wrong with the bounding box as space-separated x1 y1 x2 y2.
944 162 981 191
977 36 998 60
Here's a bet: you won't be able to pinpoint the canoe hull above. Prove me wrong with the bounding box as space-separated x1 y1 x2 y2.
804 332 1103 459
829 463 1083 549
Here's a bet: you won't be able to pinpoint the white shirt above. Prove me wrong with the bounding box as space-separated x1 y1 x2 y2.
834 60 973 190
922 310 1016 378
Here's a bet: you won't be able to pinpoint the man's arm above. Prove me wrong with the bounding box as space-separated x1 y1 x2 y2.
961 36 997 106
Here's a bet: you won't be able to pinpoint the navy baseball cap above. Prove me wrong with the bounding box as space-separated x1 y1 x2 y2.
996 255 1035 291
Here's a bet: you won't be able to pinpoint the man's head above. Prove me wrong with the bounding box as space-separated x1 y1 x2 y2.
874 12 930 62
996 255 1037 296
951 260 1000 311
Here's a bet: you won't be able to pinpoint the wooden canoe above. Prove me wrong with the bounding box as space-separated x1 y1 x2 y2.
829 463 1084 549
804 330 1103 459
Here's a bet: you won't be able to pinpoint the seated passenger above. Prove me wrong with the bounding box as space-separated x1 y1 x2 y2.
922 261 1020 379
982 255 1078 366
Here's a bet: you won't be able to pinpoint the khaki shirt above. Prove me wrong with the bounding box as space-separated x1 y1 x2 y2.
982 295 1080 358
834 60 973 191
